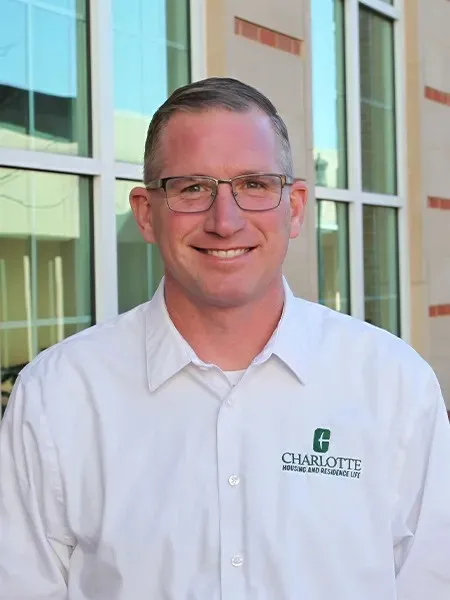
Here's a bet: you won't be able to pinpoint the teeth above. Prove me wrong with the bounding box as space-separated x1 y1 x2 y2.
206 248 249 258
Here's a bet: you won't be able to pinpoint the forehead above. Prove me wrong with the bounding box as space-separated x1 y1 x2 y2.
158 108 282 177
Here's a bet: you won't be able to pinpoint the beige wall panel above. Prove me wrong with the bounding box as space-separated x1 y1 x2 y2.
423 43 447 91
410 281 431 360
228 37 308 176
421 109 450 198
230 0 305 40
421 0 450 90
429 317 450 407
428 256 450 306
422 101 450 153
421 102 450 202
404 0 429 358
284 194 316 302
408 198 427 285
422 146 450 201
206 0 229 76
426 210 450 259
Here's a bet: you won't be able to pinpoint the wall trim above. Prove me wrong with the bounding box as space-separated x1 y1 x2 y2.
424 85 450 106
234 17 303 56
428 196 450 210
429 304 450 317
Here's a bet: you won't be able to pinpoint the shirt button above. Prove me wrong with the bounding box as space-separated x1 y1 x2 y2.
231 554 244 567
228 475 240 487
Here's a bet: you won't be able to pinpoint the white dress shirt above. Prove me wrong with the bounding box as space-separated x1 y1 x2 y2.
1 279 450 600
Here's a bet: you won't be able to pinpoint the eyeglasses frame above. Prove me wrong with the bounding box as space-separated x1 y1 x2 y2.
144 173 298 213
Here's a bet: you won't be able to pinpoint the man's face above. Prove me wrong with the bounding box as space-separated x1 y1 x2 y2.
131 108 307 308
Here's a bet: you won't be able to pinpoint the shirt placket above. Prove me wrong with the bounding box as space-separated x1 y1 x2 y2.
216 385 246 600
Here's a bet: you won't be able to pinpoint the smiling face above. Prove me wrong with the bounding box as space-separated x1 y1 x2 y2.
130 108 307 309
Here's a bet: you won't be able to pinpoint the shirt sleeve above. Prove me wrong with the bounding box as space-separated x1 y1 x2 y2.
394 369 450 598
0 374 74 599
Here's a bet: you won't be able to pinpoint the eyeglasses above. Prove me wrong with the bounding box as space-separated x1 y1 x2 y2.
145 173 294 213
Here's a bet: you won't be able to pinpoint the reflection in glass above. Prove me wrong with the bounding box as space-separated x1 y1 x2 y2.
311 0 347 189
317 200 350 314
359 8 396 194
116 180 164 313
0 169 93 415
113 0 190 163
0 0 90 155
363 205 400 335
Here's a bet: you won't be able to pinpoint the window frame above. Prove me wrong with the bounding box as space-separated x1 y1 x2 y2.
0 0 204 324
314 0 409 341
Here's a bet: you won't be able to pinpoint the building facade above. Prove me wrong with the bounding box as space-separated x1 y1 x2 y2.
1 0 449 414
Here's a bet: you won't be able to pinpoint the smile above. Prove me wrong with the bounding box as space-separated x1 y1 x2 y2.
195 247 253 259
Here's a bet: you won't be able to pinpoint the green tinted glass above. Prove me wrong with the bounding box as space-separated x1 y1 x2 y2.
359 8 396 194
0 169 93 416
312 0 347 188
0 0 90 156
363 205 400 335
317 200 350 314
113 0 190 163
116 180 164 313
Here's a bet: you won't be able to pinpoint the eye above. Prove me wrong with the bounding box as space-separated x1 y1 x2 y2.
182 183 203 193
240 177 270 191
244 179 264 189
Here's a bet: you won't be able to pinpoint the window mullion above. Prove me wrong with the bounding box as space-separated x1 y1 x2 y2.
346 0 363 194
358 0 399 20
346 0 365 320
189 0 207 81
89 0 118 322
349 199 365 320
393 0 410 341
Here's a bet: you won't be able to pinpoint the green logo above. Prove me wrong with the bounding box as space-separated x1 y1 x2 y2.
313 428 331 453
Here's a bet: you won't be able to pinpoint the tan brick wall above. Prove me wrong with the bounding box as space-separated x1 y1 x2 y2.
416 0 450 405
404 0 430 361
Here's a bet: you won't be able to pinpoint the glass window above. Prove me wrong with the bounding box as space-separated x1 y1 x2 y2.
311 0 347 189
0 169 93 416
317 200 350 314
113 0 190 163
359 8 396 194
0 0 90 156
116 180 164 313
363 205 400 335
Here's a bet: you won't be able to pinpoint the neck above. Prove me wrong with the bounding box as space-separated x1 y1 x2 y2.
163 275 285 370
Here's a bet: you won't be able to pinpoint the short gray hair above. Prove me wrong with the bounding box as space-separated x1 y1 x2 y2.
143 77 294 183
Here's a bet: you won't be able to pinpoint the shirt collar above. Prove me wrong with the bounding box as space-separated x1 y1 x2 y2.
145 279 200 392
145 277 315 391
249 278 312 384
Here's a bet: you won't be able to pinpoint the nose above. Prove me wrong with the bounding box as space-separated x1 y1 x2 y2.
203 181 246 237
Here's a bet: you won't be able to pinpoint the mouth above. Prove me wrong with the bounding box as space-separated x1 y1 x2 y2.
193 247 255 259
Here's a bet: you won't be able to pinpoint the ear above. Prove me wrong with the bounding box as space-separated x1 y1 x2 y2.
289 179 308 239
129 186 157 244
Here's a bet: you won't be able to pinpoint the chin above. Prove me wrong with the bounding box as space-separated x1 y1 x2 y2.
194 278 261 309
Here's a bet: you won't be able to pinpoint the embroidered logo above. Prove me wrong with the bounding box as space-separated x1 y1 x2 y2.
281 428 363 479
313 428 331 453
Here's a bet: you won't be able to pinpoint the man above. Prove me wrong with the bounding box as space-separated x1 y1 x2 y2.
0 77 449 599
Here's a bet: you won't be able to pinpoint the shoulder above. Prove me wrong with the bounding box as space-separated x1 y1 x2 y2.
292 299 445 430
293 297 435 382
18 303 149 388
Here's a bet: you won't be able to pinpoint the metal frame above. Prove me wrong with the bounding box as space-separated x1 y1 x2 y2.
315 0 407 337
